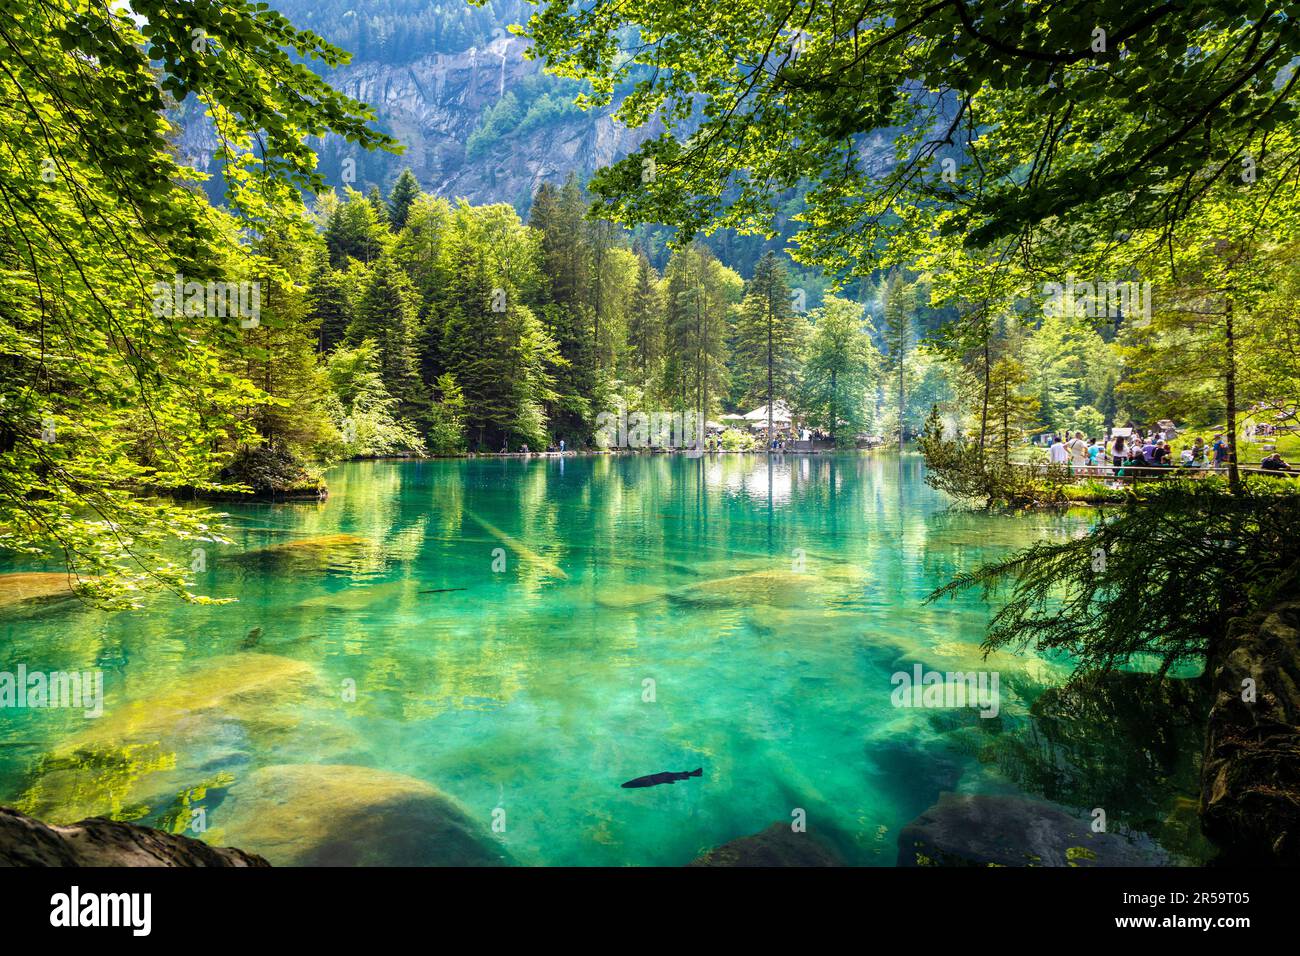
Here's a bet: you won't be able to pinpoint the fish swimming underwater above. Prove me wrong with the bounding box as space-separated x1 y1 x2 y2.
621 768 703 789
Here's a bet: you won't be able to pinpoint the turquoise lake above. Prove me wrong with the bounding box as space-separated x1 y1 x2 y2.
0 453 1208 865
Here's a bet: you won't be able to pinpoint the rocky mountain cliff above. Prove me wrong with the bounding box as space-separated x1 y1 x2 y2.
176 2 660 212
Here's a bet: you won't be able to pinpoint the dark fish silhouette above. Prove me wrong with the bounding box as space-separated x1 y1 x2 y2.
419 588 467 594
621 768 702 789
239 626 263 649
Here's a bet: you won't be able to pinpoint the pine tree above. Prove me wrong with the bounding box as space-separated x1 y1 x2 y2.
305 250 354 353
325 188 385 266
367 184 390 229
730 250 805 442
387 169 421 231
626 249 663 392
881 270 915 448
660 243 740 423
529 178 596 438
985 357 1041 462
348 254 423 414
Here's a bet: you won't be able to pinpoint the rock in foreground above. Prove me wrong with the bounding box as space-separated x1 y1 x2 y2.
897 792 1169 867
0 806 267 867
1201 600 1300 865
689 823 842 866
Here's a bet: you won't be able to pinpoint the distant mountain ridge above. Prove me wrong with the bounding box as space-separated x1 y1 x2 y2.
176 0 659 212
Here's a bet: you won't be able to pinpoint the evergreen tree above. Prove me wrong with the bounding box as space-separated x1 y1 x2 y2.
801 297 879 445
325 188 385 266
626 249 663 393
985 357 1041 462
730 250 805 441
348 253 423 414
306 250 355 353
529 179 596 438
660 243 740 423
881 271 915 448
387 169 421 231
367 184 390 228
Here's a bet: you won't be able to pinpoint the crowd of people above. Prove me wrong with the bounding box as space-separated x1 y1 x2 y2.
1043 422 1293 478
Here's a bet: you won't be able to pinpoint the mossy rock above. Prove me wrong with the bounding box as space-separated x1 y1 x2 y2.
689 823 842 867
219 764 510 866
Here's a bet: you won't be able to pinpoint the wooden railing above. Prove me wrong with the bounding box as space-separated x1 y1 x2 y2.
1014 462 1296 484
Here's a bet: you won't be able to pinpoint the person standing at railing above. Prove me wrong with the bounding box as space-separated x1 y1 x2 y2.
1108 435 1126 469
1067 431 1090 468
1048 435 1068 465
1212 434 1230 469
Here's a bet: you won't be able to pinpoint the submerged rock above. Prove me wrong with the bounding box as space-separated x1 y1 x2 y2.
688 823 842 866
594 583 672 609
19 654 325 824
59 654 320 755
0 806 267 867
0 571 75 609
219 764 510 866
242 534 369 558
672 569 820 608
1202 600 1300 864
898 792 1171 866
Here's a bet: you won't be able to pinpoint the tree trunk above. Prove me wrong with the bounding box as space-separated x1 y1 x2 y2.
829 368 837 445
898 360 906 450
1225 297 1241 493
978 331 991 450
767 297 774 447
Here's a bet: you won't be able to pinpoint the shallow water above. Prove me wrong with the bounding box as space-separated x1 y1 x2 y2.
0 454 1207 865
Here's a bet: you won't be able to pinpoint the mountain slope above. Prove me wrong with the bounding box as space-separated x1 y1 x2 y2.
176 1 659 211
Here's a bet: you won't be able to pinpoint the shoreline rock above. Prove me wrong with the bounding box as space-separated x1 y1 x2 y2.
1201 600 1300 865
0 806 268 867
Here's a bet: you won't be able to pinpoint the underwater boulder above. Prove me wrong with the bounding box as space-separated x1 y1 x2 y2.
688 822 842 866
897 792 1171 866
593 583 673 609
672 569 820 608
219 763 510 866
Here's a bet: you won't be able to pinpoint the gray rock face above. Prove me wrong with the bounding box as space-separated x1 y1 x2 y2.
897 792 1170 867
688 823 842 867
1201 600 1300 864
175 35 662 208
0 806 268 867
